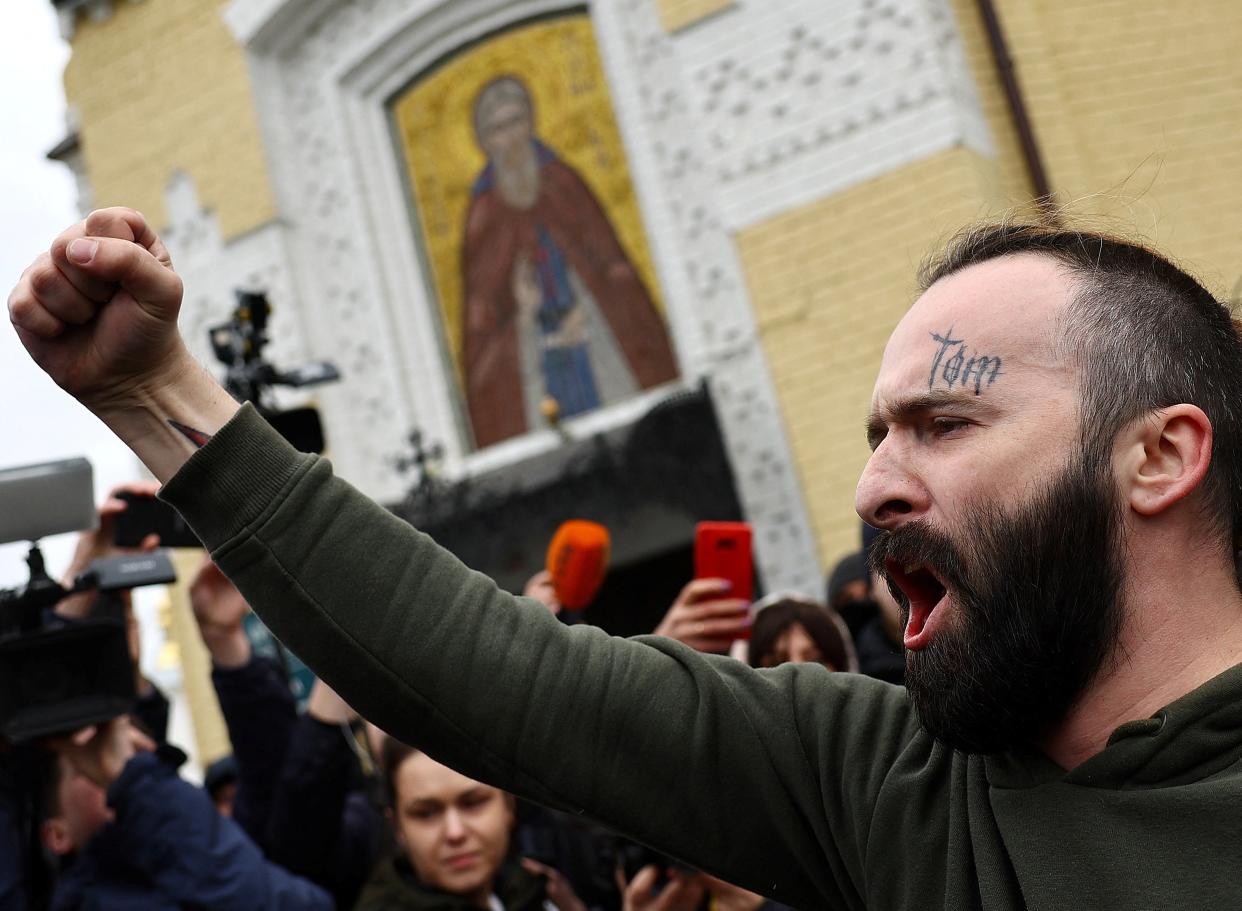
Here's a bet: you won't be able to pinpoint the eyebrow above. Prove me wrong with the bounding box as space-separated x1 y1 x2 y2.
865 391 1000 449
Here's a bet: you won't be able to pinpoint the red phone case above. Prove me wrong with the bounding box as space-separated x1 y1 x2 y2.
694 521 754 605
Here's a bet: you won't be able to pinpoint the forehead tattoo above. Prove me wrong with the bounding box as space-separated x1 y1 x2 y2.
928 327 1003 395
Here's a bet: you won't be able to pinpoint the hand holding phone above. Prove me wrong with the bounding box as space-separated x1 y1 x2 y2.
113 492 202 549
694 522 754 603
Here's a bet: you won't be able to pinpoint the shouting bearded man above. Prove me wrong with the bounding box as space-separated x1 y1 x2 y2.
11 211 1242 910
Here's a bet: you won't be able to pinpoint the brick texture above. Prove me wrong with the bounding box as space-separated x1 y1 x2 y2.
989 0 1242 295
63 0 275 240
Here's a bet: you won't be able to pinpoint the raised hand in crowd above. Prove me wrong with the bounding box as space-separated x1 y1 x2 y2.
698 874 771 911
53 481 170 740
619 866 705 911
653 578 750 653
520 858 588 911
51 715 154 792
189 552 298 852
189 554 252 669
522 569 563 616
54 480 162 621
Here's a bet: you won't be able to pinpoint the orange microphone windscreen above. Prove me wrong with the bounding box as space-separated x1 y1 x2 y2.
546 520 611 610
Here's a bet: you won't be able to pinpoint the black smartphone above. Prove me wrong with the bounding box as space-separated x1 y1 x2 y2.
113 493 202 549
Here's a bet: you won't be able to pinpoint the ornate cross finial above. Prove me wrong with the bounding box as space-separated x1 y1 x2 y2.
394 428 445 494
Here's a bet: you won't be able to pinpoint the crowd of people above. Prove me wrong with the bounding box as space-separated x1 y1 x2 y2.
1 477 899 911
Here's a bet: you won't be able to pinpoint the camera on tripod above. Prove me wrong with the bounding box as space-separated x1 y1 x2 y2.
209 289 340 453
0 458 176 744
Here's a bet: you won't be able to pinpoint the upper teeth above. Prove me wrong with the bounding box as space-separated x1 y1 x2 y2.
904 563 921 573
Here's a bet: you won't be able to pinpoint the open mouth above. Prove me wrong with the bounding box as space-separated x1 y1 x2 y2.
884 559 949 650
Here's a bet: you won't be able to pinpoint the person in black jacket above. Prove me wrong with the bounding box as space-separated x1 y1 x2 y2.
189 557 297 849
37 715 331 910
191 557 385 908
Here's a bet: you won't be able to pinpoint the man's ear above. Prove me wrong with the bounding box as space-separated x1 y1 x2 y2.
40 818 73 857
1119 405 1213 517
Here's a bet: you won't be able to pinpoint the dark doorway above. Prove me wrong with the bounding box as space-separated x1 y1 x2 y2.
391 382 748 636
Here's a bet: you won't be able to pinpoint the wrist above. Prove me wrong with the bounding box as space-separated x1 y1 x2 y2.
92 351 241 483
307 685 352 725
205 629 251 669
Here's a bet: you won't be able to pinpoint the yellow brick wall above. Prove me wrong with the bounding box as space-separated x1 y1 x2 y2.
166 550 230 766
738 147 1009 567
656 0 735 34
946 0 1041 215
739 1 1242 571
993 0 1242 295
62 0 275 240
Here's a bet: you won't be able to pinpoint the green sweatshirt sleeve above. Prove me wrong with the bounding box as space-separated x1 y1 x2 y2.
161 405 921 910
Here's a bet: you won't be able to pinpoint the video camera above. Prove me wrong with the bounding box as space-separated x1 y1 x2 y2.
209 289 340 453
0 458 176 743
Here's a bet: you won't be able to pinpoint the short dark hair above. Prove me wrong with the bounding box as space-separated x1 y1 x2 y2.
749 596 856 672
379 736 419 808
921 223 1242 552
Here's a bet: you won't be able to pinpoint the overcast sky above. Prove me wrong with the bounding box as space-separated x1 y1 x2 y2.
0 0 139 588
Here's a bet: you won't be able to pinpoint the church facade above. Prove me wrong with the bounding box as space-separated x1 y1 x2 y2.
49 0 1242 758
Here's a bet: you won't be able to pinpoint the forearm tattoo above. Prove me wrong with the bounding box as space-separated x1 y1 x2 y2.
168 419 213 448
928 328 1002 395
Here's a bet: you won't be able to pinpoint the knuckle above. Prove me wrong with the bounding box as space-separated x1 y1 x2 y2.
84 209 109 233
28 264 60 297
8 294 31 322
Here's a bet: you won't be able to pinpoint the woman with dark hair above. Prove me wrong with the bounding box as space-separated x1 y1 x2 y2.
356 737 585 911
747 594 858 673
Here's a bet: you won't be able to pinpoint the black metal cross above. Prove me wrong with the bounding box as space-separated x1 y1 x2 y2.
394 428 445 494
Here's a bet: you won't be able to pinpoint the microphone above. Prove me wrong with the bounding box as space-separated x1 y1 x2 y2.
546 520 610 610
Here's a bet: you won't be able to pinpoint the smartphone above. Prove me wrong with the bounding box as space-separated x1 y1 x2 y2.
694 521 754 604
113 493 202 549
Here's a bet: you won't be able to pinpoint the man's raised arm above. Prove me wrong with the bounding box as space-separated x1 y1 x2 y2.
9 210 921 910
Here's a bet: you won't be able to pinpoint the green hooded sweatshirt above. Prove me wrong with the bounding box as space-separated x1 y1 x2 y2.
162 406 1242 910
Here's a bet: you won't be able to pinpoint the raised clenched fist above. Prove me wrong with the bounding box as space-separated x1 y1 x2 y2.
7 207 188 414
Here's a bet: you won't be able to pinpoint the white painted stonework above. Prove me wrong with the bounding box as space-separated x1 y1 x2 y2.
214 0 994 593
665 0 993 229
161 173 312 420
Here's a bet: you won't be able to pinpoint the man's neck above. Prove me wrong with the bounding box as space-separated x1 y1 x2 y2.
1038 550 1242 770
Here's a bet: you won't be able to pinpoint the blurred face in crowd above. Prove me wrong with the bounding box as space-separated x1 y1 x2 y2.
391 751 515 906
750 598 852 672
758 622 833 669
830 578 869 609
857 254 1125 753
41 755 113 856
212 781 237 818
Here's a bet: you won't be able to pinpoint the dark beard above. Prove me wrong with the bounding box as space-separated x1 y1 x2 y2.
868 451 1126 754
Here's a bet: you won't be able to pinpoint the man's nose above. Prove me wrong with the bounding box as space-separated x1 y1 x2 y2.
855 440 929 530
